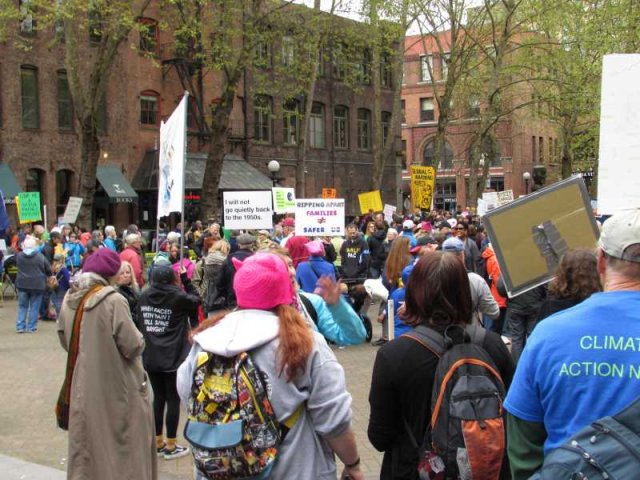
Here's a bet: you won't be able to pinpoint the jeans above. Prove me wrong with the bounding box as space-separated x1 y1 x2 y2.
39 289 51 319
51 289 67 318
507 308 539 364
17 290 44 332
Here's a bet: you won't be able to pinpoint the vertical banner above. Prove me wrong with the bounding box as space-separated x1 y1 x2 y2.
295 199 345 236
272 187 296 213
157 94 188 218
223 191 273 230
410 166 436 211
358 190 383 214
17 192 42 224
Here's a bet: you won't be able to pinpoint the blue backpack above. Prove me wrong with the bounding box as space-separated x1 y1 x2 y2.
531 396 640 479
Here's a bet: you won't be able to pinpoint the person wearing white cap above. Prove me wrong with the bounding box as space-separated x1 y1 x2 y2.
505 209 640 479
400 219 417 247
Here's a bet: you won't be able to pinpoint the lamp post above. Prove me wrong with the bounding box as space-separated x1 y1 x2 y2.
268 160 280 187
523 171 531 195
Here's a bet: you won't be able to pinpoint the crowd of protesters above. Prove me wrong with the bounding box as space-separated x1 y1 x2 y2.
2 203 638 480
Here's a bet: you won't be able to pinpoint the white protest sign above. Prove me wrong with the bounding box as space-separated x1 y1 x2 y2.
295 198 345 236
482 192 499 211
477 198 487 217
597 54 640 215
223 191 273 230
496 190 514 206
383 204 396 224
0 239 6 252
61 197 83 224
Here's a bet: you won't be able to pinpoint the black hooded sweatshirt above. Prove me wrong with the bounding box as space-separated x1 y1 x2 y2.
136 273 201 372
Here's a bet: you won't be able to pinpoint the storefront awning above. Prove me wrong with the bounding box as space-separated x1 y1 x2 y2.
96 166 138 203
0 163 22 204
133 152 275 191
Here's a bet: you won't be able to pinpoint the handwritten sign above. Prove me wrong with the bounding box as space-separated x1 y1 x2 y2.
410 166 436 211
358 190 383 214
383 204 397 223
295 198 345 236
61 197 83 225
496 190 514 206
223 191 273 230
17 192 42 224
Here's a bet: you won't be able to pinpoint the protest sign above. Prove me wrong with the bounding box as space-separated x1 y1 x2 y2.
482 192 498 212
383 204 396 224
496 190 514 206
410 166 436 210
358 190 383 214
0 239 6 252
17 192 42 224
483 176 598 297
322 188 337 199
295 198 345 236
223 191 273 230
61 197 83 225
272 187 296 213
597 54 640 215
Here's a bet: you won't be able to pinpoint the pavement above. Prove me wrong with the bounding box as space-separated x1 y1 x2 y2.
0 296 384 479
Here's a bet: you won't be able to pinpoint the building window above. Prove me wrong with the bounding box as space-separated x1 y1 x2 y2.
423 140 454 170
381 54 392 88
333 105 349 149
357 49 371 85
57 70 73 130
357 108 372 151
26 168 45 198
420 97 434 122
139 18 159 54
440 53 450 80
532 135 537 163
254 40 272 68
316 49 325 77
283 99 300 145
56 169 74 216
96 94 107 134
19 0 36 34
420 55 432 82
140 91 159 125
539 136 544 163
468 97 480 118
21 65 39 129
332 43 346 80
309 102 325 149
254 95 272 143
381 111 392 147
401 99 406 123
282 36 295 67
489 176 505 192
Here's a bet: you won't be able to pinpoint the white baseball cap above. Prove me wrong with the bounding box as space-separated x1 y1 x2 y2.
598 209 640 263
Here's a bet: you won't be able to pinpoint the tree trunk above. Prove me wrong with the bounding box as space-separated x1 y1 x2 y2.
76 118 101 228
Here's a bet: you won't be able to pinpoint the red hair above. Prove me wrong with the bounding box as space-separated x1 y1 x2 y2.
192 304 313 382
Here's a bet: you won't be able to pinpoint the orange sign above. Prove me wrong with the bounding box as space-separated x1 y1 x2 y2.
322 188 337 198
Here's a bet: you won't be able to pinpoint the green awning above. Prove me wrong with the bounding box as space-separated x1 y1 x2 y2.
0 163 22 204
96 166 138 203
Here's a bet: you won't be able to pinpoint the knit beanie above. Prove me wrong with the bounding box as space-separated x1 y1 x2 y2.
305 240 325 257
82 248 121 278
232 252 294 310
151 264 175 285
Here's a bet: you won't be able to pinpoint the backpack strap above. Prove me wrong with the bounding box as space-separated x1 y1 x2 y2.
298 293 318 325
403 324 445 358
465 322 486 347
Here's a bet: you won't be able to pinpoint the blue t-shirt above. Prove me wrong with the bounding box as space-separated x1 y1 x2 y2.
390 287 412 337
505 291 640 453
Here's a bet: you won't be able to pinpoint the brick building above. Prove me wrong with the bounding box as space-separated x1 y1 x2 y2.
0 3 400 231
401 34 559 212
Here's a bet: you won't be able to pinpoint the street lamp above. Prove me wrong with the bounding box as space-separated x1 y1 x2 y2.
523 171 531 195
268 160 280 187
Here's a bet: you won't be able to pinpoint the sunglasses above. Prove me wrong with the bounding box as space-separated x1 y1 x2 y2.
454 227 464 230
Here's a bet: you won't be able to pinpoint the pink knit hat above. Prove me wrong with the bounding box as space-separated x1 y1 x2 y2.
232 252 295 310
305 240 325 257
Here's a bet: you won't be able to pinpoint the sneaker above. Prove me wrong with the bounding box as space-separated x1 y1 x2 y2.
371 337 388 346
16 329 25 334
164 444 189 460
28 328 38 333
156 444 167 457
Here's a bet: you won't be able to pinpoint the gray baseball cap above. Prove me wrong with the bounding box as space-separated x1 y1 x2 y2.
442 237 464 252
598 209 640 263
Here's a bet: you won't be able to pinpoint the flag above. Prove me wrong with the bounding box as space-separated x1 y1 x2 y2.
157 93 188 218
0 189 10 235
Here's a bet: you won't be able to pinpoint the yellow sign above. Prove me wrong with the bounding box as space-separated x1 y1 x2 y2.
410 165 436 211
322 188 337 199
358 190 383 214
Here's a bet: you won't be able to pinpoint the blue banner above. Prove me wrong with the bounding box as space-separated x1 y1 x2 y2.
0 189 10 236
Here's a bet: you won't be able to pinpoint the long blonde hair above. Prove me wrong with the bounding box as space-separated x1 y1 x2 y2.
118 260 140 293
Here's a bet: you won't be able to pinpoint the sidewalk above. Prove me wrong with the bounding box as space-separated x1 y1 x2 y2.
0 298 383 479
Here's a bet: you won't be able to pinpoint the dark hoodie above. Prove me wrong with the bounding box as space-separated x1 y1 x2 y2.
136 270 201 372
16 249 51 292
367 229 388 273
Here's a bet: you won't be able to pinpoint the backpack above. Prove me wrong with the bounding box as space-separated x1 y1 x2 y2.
530 396 640 480
403 323 506 480
184 350 301 480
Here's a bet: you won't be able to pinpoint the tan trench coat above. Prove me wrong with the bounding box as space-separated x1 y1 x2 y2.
58 274 157 480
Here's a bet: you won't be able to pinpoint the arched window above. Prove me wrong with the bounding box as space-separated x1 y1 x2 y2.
138 17 159 54
56 169 74 216
140 90 160 126
467 137 502 167
423 139 454 170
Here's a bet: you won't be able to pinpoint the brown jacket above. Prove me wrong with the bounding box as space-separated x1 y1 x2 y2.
57 273 157 480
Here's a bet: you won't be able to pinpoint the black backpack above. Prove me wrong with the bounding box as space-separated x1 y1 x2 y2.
404 323 506 480
531 396 640 480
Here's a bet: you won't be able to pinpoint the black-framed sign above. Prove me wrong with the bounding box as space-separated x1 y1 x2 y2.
483 176 599 297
